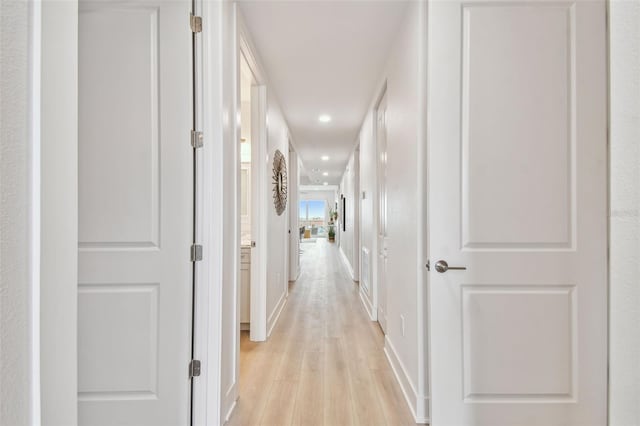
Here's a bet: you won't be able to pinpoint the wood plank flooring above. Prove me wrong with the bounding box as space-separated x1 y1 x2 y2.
226 238 417 426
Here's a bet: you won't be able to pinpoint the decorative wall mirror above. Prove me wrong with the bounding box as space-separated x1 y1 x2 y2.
272 149 288 215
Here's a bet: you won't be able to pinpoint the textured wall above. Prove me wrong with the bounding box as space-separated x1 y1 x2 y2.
1 2 79 424
609 1 640 425
0 1 32 424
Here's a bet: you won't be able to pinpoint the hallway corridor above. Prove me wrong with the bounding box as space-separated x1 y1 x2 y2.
227 239 416 426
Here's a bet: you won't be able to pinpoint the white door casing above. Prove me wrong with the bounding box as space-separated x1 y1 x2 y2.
78 0 193 424
427 1 607 425
376 92 389 333
289 148 301 281
250 84 268 342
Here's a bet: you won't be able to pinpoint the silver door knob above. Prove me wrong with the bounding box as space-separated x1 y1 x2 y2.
434 260 466 273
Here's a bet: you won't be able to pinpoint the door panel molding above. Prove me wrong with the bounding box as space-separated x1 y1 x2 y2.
78 0 193 423
428 0 607 424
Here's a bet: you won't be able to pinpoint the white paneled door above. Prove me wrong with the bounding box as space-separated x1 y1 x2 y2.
428 1 607 425
78 0 193 424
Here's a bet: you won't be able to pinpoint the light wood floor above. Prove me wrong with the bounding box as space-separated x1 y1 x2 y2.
226 238 417 426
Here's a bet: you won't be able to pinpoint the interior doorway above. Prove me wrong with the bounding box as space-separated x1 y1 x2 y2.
223 26 272 421
239 53 254 334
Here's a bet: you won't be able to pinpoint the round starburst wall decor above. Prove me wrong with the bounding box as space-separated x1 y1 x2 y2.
272 149 288 216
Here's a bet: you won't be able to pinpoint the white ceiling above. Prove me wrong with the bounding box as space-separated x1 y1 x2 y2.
239 0 409 185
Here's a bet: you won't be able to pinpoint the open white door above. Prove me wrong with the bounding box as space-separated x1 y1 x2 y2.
428 1 607 425
78 0 193 424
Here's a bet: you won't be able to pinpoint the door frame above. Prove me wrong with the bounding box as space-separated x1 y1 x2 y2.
416 1 430 421
288 146 301 281
191 0 224 424
239 21 269 343
30 0 213 422
374 85 388 330
353 144 361 282
193 5 270 424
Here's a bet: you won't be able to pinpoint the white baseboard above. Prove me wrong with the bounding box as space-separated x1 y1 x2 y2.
339 246 355 280
384 337 430 424
359 286 376 321
289 268 300 282
223 399 237 424
221 379 238 425
267 290 287 337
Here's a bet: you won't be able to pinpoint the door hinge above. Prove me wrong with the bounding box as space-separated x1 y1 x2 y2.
190 14 202 33
190 244 203 262
189 359 201 378
191 130 203 148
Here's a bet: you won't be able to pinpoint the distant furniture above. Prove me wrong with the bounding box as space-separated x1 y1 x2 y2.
304 229 311 239
240 246 251 331
299 226 305 239
311 225 318 236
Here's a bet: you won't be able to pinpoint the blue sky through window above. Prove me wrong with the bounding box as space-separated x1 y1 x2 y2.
299 200 325 221
299 201 306 221
307 200 324 220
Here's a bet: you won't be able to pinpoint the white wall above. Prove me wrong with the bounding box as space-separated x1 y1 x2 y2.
356 1 428 421
1 1 78 424
339 148 360 281
265 89 290 335
1 1 34 423
609 1 640 424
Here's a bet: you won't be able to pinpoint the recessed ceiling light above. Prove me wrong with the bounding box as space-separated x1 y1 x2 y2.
321 155 329 161
323 182 329 186
322 172 329 176
318 114 332 123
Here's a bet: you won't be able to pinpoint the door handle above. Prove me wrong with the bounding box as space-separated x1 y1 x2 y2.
434 260 466 273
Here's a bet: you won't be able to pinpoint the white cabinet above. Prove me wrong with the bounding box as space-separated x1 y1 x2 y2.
240 246 251 329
